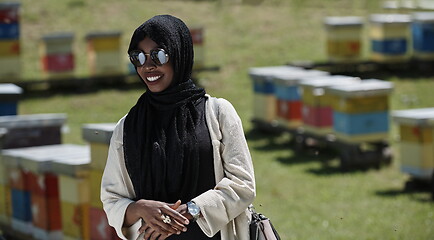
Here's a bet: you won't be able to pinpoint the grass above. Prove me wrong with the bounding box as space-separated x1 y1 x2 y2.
12 0 434 239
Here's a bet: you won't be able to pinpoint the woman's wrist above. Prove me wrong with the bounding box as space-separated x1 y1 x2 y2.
124 201 140 227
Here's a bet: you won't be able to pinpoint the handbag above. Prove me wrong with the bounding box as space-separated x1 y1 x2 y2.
249 206 281 240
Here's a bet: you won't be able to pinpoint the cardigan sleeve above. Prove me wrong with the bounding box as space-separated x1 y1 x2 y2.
100 116 139 240
193 97 256 238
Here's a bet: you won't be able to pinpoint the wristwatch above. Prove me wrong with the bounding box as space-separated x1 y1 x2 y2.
187 201 201 222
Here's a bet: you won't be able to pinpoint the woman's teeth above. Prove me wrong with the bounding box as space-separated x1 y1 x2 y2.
147 75 161 82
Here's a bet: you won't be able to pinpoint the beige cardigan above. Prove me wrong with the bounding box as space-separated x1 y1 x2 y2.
101 95 256 240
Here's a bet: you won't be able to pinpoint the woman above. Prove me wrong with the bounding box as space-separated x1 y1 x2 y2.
101 15 256 240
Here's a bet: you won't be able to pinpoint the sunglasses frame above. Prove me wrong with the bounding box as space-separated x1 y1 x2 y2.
129 48 169 67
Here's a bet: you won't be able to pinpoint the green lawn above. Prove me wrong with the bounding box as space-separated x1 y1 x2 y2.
15 0 434 239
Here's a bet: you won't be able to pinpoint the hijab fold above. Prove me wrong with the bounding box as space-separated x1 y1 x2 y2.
123 15 205 202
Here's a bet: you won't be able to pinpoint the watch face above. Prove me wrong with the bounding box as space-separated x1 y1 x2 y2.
188 202 200 216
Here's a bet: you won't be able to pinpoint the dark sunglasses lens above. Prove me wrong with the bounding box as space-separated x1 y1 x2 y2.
130 51 146 67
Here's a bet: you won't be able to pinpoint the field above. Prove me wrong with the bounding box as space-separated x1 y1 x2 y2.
12 0 434 239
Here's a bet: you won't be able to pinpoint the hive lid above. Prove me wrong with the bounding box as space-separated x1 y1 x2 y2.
299 75 360 88
50 145 91 177
412 11 434 22
248 66 305 81
392 108 434 126
85 31 122 39
370 14 411 24
42 32 74 41
325 79 394 97
0 113 67 128
0 83 22 95
1 144 89 173
272 69 329 86
0 3 20 9
82 123 116 144
324 16 364 27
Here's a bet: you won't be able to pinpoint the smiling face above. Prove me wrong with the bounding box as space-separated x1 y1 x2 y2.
136 37 174 93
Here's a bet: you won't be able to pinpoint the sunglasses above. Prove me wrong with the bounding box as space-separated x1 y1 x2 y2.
129 48 169 67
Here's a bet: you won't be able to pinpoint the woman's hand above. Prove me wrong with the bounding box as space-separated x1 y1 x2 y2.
173 203 192 220
125 199 189 239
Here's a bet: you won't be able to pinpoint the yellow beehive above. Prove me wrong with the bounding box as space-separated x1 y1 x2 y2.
85 32 122 76
0 39 19 57
326 79 393 114
253 93 277 123
399 124 433 143
329 94 389 114
86 33 121 52
392 108 434 180
300 75 360 107
82 123 116 171
400 142 434 177
88 51 122 76
60 201 90 240
50 144 90 240
0 184 12 224
89 142 110 171
89 170 103 209
323 16 364 62
0 56 20 79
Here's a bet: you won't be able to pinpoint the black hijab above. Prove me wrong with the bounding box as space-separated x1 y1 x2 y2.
123 15 206 202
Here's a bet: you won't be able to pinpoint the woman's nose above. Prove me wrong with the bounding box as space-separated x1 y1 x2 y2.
140 57 156 70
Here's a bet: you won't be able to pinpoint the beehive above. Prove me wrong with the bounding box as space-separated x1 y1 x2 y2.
50 144 91 240
272 70 329 128
2 144 90 239
249 66 305 124
412 11 434 60
0 2 20 79
392 108 434 180
190 26 205 70
326 79 394 142
369 14 411 62
40 33 75 79
299 75 360 134
1 149 32 234
85 31 122 76
323 16 364 62
82 123 120 239
0 83 22 116
0 113 66 149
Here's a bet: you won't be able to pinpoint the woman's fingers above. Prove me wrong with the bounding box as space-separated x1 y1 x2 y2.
168 200 181 210
162 204 189 225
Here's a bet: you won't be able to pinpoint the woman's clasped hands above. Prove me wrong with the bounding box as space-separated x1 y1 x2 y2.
131 199 190 240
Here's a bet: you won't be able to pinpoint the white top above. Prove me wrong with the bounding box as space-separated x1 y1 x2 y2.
392 108 434 126
101 95 256 240
324 16 364 27
412 11 434 22
370 14 411 24
325 79 394 97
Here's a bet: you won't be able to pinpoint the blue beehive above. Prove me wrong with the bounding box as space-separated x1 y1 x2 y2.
0 83 22 116
412 11 434 60
369 14 411 62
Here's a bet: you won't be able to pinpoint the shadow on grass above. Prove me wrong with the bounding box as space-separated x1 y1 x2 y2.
375 179 434 203
245 128 291 152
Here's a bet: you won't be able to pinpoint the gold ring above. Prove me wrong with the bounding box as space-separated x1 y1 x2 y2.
161 214 171 224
